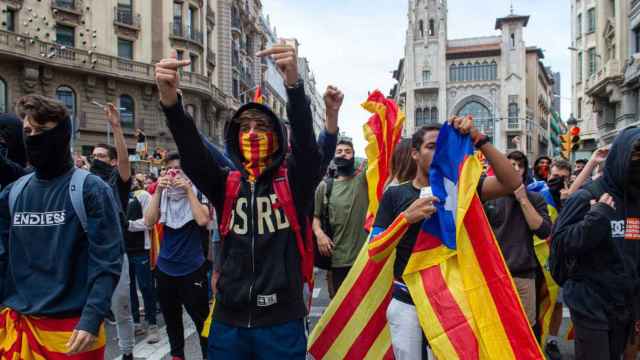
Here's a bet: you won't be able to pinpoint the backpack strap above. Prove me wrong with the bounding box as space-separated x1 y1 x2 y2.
272 164 314 296
8 172 36 218
69 169 91 233
219 171 242 239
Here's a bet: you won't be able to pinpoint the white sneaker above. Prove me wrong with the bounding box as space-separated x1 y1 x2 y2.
147 325 160 344
134 323 147 336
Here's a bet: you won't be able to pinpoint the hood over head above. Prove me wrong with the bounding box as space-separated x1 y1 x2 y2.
600 127 640 200
0 113 27 167
225 102 287 180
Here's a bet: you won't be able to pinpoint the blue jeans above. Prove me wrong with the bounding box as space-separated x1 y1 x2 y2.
128 253 157 325
208 319 306 359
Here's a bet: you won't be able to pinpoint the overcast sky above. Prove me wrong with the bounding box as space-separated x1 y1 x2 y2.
261 0 572 154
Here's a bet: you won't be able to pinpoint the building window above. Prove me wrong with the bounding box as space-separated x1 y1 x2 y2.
588 47 597 75
490 61 497 80
510 33 516 49
576 14 582 38
430 107 438 123
577 97 582 119
176 50 184 60
634 26 640 54
587 8 596 33
118 95 135 129
5 9 15 32
187 6 196 37
56 86 76 131
458 101 493 140
422 70 431 83
118 38 133 59
577 52 583 82
0 78 6 113
415 108 423 127
55 24 75 47
232 78 239 98
418 20 424 38
450 64 457 82
428 19 435 36
508 96 519 129
190 53 198 73
173 1 182 34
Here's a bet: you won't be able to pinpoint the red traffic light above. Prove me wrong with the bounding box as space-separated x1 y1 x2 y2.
570 127 581 136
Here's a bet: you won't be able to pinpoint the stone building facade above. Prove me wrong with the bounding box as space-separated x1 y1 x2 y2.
0 0 228 155
391 0 556 159
622 0 640 136
570 0 635 156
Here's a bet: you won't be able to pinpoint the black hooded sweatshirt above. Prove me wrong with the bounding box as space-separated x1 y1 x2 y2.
162 81 322 328
0 113 28 189
553 127 640 330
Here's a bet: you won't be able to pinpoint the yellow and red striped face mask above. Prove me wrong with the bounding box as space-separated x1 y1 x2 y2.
239 129 279 182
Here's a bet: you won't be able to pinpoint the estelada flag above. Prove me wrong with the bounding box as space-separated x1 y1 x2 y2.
528 180 561 345
254 86 265 104
402 123 543 359
307 90 404 359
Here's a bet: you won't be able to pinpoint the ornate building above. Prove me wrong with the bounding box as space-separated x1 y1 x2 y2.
0 0 227 155
391 0 556 158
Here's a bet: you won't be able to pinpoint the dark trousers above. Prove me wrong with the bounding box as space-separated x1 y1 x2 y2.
574 320 630 360
208 319 306 359
157 265 210 359
331 266 351 295
128 253 157 325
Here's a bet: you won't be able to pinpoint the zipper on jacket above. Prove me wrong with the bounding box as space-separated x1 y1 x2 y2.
248 181 256 328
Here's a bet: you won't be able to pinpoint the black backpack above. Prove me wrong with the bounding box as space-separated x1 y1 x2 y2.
549 181 604 285
313 177 334 270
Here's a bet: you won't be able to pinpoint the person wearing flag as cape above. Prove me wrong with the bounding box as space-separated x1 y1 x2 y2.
155 39 322 359
370 116 522 359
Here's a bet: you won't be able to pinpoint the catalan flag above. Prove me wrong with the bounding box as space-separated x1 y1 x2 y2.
254 86 265 104
403 123 543 359
527 181 561 345
150 223 163 270
307 90 404 359
0 309 106 359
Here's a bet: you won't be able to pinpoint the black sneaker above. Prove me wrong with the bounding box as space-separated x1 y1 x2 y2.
122 354 133 360
545 340 562 360
105 311 116 325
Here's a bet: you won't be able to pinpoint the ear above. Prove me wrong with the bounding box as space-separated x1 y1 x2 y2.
411 148 419 161
111 159 118 167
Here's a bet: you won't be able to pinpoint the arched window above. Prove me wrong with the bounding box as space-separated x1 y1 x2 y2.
450 64 457 82
415 108 423 127
118 95 135 129
490 60 497 80
466 63 472 81
418 20 424 38
458 64 464 81
0 77 6 113
474 61 481 81
482 61 489 81
56 86 76 129
430 107 438 123
428 19 435 36
457 101 493 140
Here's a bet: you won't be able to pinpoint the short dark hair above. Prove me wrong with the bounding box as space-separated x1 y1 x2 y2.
337 139 354 150
411 124 441 151
552 159 573 173
165 152 180 164
94 143 117 160
15 95 69 125
575 159 588 165
507 150 529 169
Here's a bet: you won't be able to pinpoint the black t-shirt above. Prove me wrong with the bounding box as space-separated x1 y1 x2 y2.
107 170 131 212
374 179 485 280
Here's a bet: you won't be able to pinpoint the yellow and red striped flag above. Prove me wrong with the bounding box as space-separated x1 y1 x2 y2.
403 123 543 359
150 223 163 270
527 181 561 344
307 90 404 359
254 86 265 104
0 309 106 359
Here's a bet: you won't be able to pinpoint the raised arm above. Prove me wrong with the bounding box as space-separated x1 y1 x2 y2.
568 147 608 195
155 50 225 207
104 103 130 182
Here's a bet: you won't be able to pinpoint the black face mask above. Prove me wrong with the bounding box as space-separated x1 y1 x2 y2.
90 158 115 181
334 156 355 177
547 176 566 192
24 118 72 179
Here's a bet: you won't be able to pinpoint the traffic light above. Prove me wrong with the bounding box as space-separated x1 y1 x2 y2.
561 133 572 159
570 126 581 151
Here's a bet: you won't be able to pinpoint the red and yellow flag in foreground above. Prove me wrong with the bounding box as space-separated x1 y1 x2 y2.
402 124 543 359
307 90 404 359
253 86 265 104
0 309 106 360
150 223 163 270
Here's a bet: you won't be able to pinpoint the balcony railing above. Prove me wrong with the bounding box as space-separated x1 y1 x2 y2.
232 50 240 67
0 29 213 97
114 6 140 29
52 0 77 11
231 16 241 32
170 22 204 46
507 117 521 130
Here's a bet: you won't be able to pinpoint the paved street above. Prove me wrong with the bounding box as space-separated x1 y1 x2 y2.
105 269 576 359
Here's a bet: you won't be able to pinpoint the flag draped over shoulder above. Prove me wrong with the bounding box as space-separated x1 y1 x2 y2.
0 309 106 359
527 181 561 344
307 90 404 360
403 124 543 360
150 223 163 270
